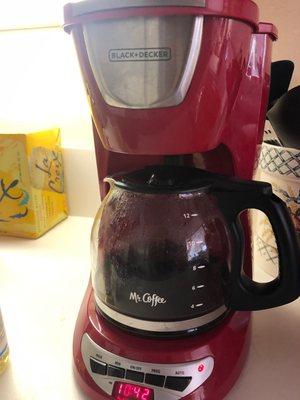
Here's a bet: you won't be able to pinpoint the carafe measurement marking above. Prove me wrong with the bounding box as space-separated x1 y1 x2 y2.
193 265 206 271
191 303 204 309
192 285 205 291
184 213 199 219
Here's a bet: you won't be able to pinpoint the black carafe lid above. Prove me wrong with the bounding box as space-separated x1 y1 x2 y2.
108 165 271 195
108 165 216 194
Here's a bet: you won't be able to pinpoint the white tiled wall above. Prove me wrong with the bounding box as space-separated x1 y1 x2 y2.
0 25 100 217
0 27 93 150
256 0 300 88
0 0 70 29
64 148 100 218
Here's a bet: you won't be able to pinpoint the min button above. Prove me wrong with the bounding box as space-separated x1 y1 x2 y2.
108 365 125 379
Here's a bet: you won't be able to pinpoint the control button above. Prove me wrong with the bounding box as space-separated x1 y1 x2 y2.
108 365 125 379
165 376 192 392
90 358 107 375
145 373 165 387
126 369 145 383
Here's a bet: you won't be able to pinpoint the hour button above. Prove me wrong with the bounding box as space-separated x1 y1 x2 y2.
90 358 107 375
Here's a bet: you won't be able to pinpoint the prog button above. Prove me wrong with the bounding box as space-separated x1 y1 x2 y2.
145 373 165 387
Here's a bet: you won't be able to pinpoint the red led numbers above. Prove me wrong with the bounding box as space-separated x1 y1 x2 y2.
112 382 154 400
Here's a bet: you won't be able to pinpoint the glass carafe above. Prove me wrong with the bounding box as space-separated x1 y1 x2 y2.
91 166 300 336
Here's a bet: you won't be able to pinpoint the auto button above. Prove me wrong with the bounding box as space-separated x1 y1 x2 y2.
165 376 192 392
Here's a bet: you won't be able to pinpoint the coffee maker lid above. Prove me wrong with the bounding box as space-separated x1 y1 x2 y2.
67 0 206 17
64 0 259 32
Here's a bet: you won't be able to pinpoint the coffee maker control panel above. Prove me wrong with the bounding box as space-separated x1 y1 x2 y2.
82 334 214 399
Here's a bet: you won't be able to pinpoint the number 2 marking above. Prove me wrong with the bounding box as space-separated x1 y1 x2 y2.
141 388 150 399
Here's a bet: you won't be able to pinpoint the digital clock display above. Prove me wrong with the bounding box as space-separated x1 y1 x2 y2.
112 382 154 400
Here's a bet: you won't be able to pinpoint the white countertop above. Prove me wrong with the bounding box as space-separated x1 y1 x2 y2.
0 217 299 400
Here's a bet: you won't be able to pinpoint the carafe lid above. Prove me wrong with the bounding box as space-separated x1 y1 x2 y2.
108 165 218 194
108 165 272 195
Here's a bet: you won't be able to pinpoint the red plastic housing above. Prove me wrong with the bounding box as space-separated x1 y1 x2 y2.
64 1 277 399
73 283 251 400
64 2 275 167
65 4 276 189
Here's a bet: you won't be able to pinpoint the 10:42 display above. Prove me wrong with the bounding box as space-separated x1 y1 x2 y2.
112 382 154 400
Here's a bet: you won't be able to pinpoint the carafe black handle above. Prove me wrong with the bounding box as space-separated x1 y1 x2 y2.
214 179 300 311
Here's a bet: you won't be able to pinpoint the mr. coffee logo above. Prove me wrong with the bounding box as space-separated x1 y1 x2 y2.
129 292 167 308
109 48 171 62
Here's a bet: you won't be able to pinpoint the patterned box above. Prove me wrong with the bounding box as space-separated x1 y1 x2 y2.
253 142 300 277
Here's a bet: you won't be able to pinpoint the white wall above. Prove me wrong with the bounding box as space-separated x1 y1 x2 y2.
0 27 93 150
0 0 70 29
0 26 100 217
256 0 300 87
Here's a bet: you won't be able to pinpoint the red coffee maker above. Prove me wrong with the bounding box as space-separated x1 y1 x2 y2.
64 1 282 399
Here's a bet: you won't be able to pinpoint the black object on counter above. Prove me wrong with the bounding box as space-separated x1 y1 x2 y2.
268 60 294 111
268 86 300 149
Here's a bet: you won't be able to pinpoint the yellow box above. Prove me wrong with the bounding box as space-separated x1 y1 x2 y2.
0 128 68 238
